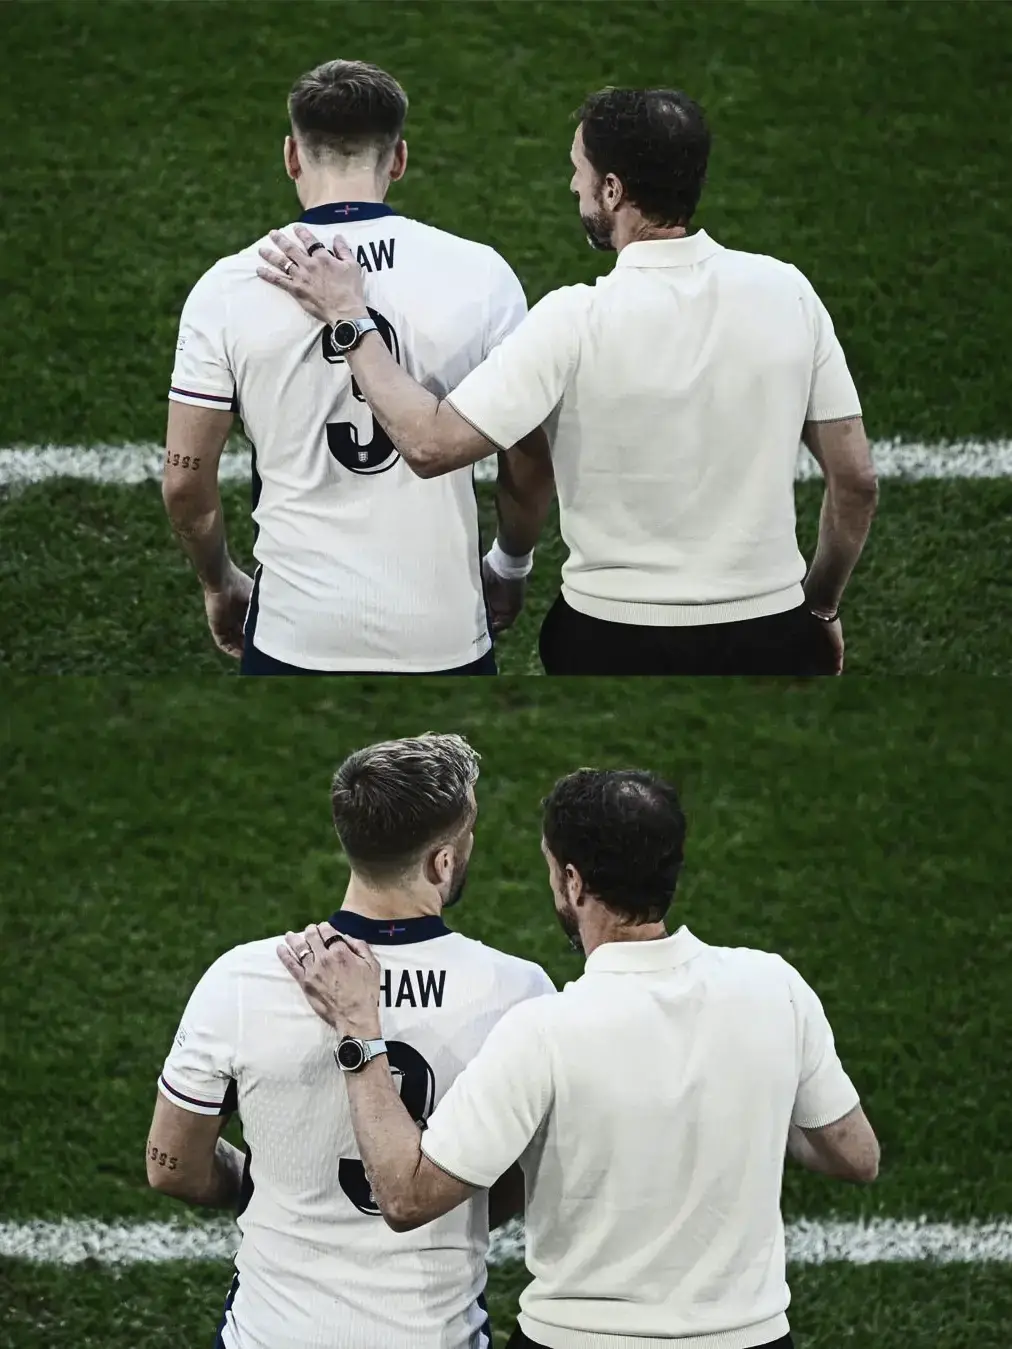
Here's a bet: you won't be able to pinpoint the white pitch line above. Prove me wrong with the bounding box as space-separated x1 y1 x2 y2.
0 440 1010 490
2 1217 1011 1267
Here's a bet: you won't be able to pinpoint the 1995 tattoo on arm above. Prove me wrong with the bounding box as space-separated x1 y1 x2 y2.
147 1139 179 1171
164 450 202 471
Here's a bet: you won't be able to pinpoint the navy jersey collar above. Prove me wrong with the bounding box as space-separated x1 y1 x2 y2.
326 909 449 945
300 201 396 224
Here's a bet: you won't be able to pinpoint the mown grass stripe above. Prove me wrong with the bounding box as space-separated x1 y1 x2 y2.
2 1218 1011 1267
0 440 1010 489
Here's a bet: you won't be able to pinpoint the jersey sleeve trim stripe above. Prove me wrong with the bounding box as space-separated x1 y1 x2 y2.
169 386 235 404
158 1074 228 1115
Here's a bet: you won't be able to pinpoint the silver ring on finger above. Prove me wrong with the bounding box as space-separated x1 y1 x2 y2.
297 946 314 964
283 260 294 276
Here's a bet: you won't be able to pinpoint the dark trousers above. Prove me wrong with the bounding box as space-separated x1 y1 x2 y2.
539 594 837 677
505 1329 794 1349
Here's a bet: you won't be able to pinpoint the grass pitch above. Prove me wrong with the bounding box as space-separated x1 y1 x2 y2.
0 0 1011 671
2 676 1011 1345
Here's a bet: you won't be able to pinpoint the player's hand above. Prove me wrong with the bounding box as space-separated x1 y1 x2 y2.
482 556 527 634
257 225 368 326
278 923 383 1036
204 564 253 660
823 617 845 675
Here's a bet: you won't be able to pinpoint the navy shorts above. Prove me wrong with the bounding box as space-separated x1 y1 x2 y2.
240 642 497 676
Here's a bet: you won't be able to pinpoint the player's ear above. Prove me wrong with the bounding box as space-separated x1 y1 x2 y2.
565 863 585 905
284 135 299 182
423 844 451 888
388 139 408 183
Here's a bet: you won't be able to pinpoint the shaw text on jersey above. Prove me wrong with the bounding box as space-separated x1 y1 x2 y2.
357 239 395 273
380 967 445 1008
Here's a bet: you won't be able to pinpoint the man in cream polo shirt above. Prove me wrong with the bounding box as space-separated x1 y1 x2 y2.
258 86 878 676
280 767 880 1349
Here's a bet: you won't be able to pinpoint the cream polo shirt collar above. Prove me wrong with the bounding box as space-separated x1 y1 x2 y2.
615 229 723 270
585 924 706 973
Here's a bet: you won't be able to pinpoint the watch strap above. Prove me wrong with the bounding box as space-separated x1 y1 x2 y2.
332 316 377 352
335 1035 388 1072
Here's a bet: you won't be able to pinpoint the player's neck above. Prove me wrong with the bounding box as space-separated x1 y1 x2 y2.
298 175 388 210
614 214 688 253
580 916 669 958
339 876 443 922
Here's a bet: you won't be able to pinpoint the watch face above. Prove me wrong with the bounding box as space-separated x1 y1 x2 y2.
331 320 358 351
336 1038 365 1071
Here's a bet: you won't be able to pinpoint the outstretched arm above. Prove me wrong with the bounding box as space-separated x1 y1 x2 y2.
277 924 478 1231
257 226 575 483
341 330 495 478
257 227 494 477
277 924 550 1233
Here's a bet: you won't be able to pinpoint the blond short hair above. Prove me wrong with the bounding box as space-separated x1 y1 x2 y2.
331 733 479 880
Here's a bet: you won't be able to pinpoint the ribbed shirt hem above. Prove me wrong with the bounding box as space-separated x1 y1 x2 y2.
518 1311 791 1349
561 583 805 628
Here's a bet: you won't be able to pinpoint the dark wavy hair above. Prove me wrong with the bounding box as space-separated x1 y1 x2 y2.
576 87 710 227
542 769 686 925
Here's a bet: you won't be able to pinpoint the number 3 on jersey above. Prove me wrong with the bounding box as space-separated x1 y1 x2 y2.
322 308 402 476
338 1040 436 1215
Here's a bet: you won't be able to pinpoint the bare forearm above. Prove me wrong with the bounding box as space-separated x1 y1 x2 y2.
206 1137 246 1206
346 333 441 471
804 483 877 612
164 487 233 591
279 933 483 1230
345 1057 426 1219
787 1124 836 1175
787 1124 865 1181
495 439 554 556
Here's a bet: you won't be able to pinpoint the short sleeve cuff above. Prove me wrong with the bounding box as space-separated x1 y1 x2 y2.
420 1134 496 1190
807 398 863 423
807 341 862 424
792 1073 860 1130
158 1072 231 1117
444 394 511 454
168 385 237 411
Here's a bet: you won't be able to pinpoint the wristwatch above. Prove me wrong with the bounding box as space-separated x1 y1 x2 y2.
329 316 378 354
334 1035 388 1073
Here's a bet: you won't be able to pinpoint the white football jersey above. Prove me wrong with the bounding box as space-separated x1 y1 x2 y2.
158 911 554 1349
169 203 527 671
